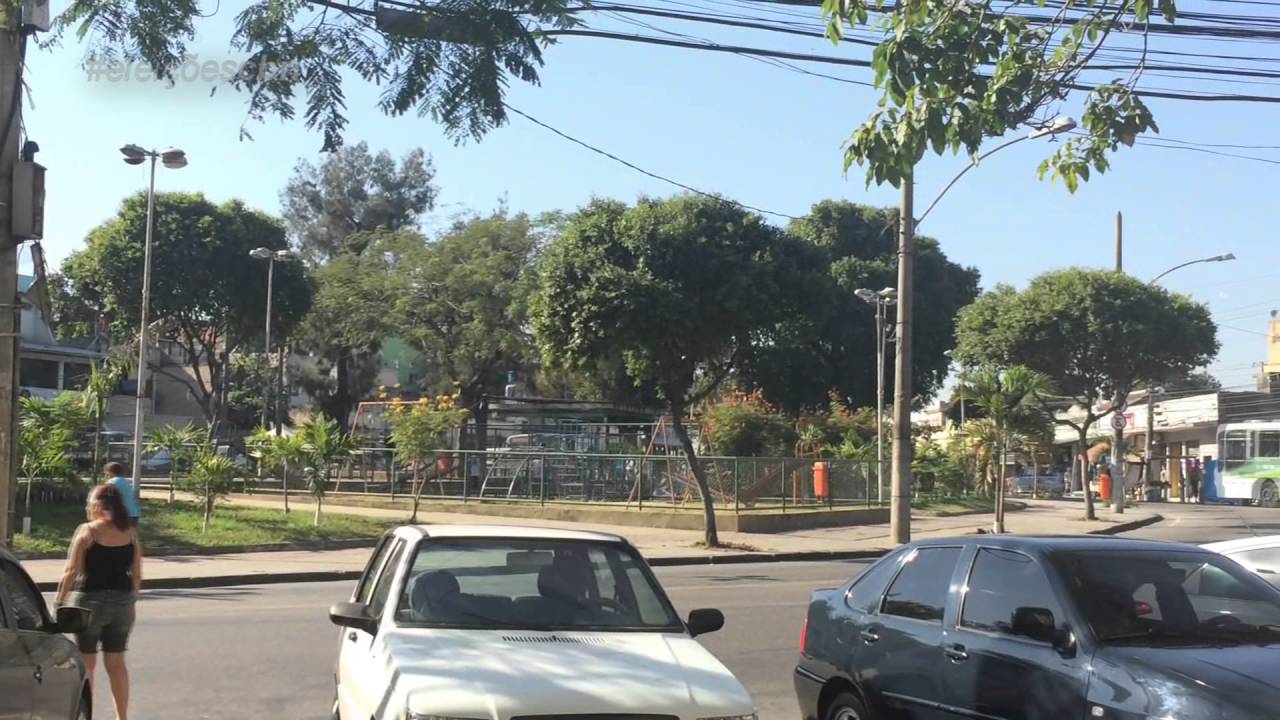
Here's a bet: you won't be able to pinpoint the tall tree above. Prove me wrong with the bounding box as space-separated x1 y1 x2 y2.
531 195 809 546
62 192 312 429
959 366 1051 533
47 272 101 341
282 143 437 264
56 1 578 150
955 269 1218 520
390 212 542 448
737 201 979 414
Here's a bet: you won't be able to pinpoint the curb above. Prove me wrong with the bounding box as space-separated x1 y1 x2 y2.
16 538 380 562
30 514 1166 592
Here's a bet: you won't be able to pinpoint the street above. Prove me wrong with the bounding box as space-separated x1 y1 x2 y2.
86 560 867 720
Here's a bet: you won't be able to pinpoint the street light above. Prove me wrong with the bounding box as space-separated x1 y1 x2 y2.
1150 253 1235 285
856 286 897 506
249 247 295 432
889 116 1076 544
120 144 186 509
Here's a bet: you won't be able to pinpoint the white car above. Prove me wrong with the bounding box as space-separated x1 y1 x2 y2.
330 525 756 720
1204 535 1280 587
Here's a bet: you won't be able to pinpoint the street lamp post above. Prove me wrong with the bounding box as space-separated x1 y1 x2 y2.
249 248 294 433
120 144 187 502
887 116 1077 543
1150 253 1235 285
856 287 897 506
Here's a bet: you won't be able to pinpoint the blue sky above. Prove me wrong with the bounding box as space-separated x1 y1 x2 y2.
22 0 1280 391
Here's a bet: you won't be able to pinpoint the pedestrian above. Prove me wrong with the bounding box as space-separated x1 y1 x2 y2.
54 483 143 720
1187 459 1203 504
104 461 141 527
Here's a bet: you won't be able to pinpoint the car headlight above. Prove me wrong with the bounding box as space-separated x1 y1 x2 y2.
698 714 758 720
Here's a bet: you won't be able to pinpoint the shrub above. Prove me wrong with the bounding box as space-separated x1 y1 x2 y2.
700 389 797 457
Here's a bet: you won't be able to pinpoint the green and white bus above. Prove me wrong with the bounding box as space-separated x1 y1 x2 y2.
1217 421 1280 507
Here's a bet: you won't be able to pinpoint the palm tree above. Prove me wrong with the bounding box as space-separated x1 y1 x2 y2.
83 359 125 476
959 366 1051 533
300 415 355 526
247 427 308 514
187 452 237 532
147 423 209 503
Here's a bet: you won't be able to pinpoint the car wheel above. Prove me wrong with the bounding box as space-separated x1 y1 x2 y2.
825 691 871 720
1261 480 1279 508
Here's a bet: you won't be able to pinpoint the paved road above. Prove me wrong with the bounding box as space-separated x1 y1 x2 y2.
79 560 867 720
1124 502 1280 544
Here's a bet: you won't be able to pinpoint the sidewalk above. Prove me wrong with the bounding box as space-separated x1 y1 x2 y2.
24 493 1161 589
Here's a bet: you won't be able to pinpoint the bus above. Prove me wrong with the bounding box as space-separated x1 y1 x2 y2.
1216 421 1280 507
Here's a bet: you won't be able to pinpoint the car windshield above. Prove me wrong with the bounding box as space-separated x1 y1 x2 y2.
394 538 684 632
1054 549 1280 646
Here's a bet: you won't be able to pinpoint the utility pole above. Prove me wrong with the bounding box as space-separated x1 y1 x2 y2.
891 171 914 544
1115 211 1123 272
0 17 25 546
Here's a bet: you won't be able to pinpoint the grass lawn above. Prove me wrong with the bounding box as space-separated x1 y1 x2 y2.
912 496 1026 517
13 499 394 555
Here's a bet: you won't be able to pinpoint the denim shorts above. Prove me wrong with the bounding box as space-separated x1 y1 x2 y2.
72 590 136 654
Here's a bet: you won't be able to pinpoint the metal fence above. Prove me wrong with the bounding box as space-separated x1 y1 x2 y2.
287 449 882 512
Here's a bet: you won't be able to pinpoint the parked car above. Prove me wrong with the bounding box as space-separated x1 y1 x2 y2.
330 525 754 720
1009 472 1066 497
1204 535 1280 587
795 536 1280 720
0 546 93 719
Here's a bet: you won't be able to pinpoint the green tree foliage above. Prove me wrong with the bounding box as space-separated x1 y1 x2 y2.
247 427 309 514
955 269 1218 519
391 211 542 448
958 366 1051 532
282 143 437 264
531 195 810 546
300 415 356 526
738 201 979 413
700 389 797 458
61 192 312 428
823 0 1173 191
83 358 126 474
147 423 209 504
182 452 238 533
54 1 578 149
47 272 100 340
17 393 90 523
384 396 469 522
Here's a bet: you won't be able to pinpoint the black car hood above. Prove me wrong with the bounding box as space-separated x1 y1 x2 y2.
1091 644 1280 719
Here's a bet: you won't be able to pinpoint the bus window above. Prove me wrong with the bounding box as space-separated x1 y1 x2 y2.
1258 431 1280 459
1225 430 1249 471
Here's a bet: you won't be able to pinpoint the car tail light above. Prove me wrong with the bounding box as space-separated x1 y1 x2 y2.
799 618 808 653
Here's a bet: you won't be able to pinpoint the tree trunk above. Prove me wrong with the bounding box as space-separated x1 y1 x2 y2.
315 489 323 527
670 408 718 547
282 461 290 514
1111 393 1126 514
1079 428 1097 520
92 407 104 477
168 466 176 503
202 482 212 532
334 349 353 434
410 462 424 523
993 438 1006 534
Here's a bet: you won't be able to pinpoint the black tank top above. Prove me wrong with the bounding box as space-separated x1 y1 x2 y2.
82 527 135 593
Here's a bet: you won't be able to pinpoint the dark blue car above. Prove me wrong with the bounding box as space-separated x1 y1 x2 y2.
795 536 1280 720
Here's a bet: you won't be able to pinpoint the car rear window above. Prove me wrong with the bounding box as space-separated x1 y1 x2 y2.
881 547 962 623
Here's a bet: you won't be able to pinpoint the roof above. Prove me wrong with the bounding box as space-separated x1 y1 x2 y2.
407 524 628 544
1202 535 1280 554
912 534 1209 554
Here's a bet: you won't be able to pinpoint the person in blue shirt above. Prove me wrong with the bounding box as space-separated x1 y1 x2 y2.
104 462 141 527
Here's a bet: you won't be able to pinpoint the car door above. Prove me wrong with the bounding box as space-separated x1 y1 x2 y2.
942 548 1088 720
856 545 963 720
0 574 33 720
0 560 80 720
338 537 407 720
1228 547 1280 588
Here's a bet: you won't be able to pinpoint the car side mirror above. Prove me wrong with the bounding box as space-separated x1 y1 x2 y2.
1011 606 1058 644
330 602 379 635
46 605 92 634
687 608 724 638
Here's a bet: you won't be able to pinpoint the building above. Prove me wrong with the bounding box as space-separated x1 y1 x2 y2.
17 273 104 399
1259 310 1280 394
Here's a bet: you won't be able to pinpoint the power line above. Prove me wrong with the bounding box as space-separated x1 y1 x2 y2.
503 104 802 220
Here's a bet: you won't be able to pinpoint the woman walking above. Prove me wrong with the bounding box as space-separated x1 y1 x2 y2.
54 483 143 720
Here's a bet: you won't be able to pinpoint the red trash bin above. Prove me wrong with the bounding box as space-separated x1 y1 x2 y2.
813 462 830 499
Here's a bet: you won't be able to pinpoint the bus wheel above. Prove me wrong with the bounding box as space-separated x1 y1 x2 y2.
1260 480 1279 509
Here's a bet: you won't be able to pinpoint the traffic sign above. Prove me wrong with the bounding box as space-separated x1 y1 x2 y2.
1111 413 1128 430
